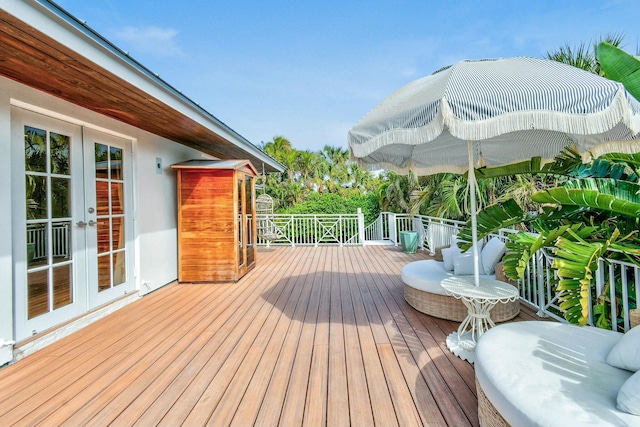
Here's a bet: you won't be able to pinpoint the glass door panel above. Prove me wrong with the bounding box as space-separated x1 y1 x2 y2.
237 177 244 269
94 143 126 292
245 175 255 267
84 129 133 309
24 126 74 320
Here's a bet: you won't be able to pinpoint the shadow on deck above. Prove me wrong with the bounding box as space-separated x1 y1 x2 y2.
0 245 547 427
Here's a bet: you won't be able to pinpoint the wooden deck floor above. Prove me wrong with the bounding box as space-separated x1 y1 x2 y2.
0 245 544 427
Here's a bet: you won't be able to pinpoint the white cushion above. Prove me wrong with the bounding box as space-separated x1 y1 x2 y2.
481 237 506 275
453 241 483 275
442 247 456 271
618 370 640 415
475 322 636 427
401 260 451 295
606 325 640 371
401 259 495 295
454 252 485 275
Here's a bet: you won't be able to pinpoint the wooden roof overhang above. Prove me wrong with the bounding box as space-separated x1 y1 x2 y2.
0 1 283 172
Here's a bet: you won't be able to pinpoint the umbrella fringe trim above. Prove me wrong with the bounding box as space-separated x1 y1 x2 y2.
585 139 640 161
350 88 640 160
445 89 640 141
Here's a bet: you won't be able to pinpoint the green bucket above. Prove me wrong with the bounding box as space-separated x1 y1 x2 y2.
399 231 419 254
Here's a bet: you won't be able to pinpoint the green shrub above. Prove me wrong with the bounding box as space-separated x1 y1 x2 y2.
280 193 380 225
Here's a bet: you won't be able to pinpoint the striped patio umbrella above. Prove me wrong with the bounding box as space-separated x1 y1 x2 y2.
348 56 640 285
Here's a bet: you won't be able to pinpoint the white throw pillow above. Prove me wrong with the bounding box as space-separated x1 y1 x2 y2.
454 252 475 275
481 237 506 275
453 247 485 275
442 247 456 271
606 325 640 372
617 370 640 415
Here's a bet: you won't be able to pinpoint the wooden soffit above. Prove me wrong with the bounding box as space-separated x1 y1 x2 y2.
0 5 282 172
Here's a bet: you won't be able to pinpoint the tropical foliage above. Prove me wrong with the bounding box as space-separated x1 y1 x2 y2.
258 39 640 330
456 148 640 329
545 34 624 75
597 41 640 101
259 136 383 218
446 40 640 329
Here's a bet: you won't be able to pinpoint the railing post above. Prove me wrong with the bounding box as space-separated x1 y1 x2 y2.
357 208 365 245
536 251 547 317
291 214 295 247
389 213 397 245
415 217 425 250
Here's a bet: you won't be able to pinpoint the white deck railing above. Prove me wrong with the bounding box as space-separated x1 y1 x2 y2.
27 222 71 260
387 213 637 332
256 210 637 332
256 211 364 246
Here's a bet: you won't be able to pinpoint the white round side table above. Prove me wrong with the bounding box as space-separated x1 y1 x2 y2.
440 276 519 363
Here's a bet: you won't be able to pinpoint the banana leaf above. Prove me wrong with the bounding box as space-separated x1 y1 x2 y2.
471 146 586 180
552 237 605 325
596 42 640 102
598 152 640 169
532 179 640 218
574 159 635 181
472 157 542 179
500 223 594 281
456 199 526 250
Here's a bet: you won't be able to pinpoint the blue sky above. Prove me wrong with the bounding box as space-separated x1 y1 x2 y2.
55 0 640 152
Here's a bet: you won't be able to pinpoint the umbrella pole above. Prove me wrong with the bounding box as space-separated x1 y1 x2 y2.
468 141 480 287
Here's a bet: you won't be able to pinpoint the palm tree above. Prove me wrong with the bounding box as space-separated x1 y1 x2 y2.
546 34 624 74
424 174 467 220
322 145 349 167
381 172 409 213
311 152 331 194
348 162 372 191
262 135 292 161
296 150 317 188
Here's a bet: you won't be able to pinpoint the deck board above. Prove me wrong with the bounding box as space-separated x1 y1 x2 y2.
0 245 550 427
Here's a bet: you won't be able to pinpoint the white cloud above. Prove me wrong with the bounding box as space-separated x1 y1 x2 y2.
114 26 184 57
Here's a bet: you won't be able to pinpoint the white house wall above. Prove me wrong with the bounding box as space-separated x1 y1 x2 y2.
135 130 205 294
1 76 216 361
0 84 15 365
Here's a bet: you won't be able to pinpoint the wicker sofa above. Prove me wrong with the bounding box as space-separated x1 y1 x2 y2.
401 236 520 322
475 311 640 427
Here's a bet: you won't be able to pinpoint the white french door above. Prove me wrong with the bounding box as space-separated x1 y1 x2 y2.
83 128 134 309
13 109 134 340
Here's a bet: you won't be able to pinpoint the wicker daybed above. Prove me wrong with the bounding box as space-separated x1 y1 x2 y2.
475 310 640 427
402 236 520 322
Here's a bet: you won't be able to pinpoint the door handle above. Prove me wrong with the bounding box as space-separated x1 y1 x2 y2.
77 220 97 227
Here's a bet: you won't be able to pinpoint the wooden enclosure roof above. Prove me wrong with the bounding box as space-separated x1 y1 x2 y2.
171 159 259 176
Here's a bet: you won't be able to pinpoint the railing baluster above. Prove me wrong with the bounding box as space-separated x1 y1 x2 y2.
621 266 629 332
609 263 617 331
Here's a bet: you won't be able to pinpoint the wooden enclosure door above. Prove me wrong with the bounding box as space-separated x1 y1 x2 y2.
245 174 256 270
237 173 246 278
236 172 257 278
